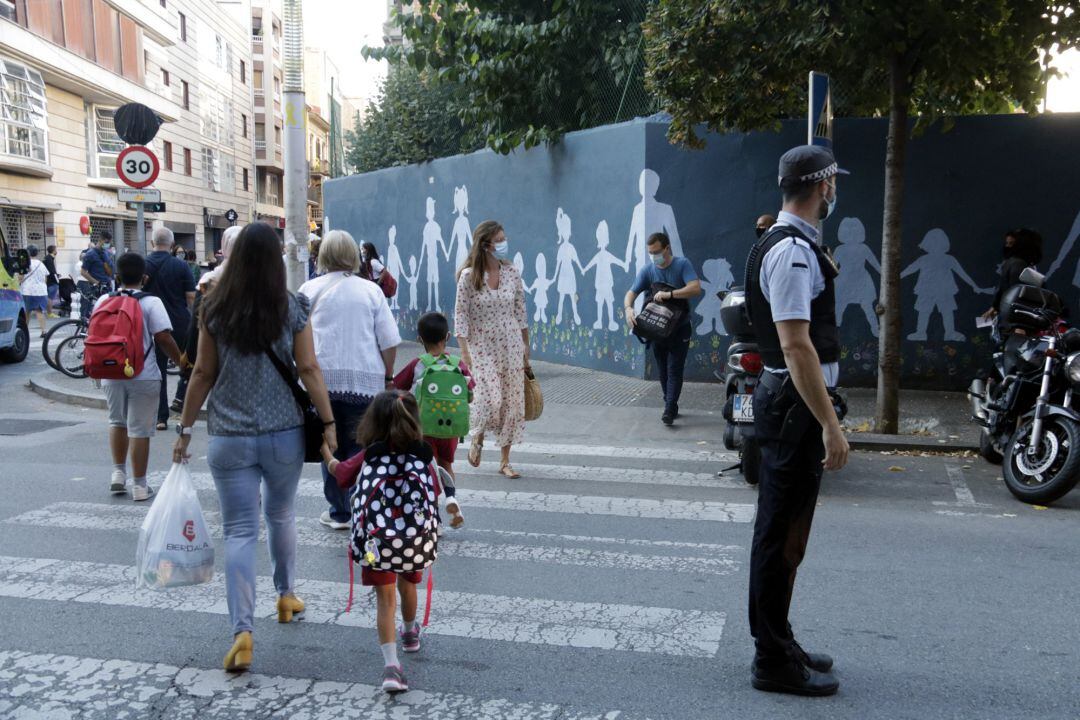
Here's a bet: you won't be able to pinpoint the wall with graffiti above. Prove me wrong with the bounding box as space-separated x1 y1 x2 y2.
325 113 1080 390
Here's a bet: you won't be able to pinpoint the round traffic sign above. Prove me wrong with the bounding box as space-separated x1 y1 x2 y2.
115 145 160 188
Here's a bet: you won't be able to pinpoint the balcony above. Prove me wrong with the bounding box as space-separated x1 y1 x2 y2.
307 184 322 204
254 139 266 159
309 158 329 177
252 35 264 53
254 88 265 106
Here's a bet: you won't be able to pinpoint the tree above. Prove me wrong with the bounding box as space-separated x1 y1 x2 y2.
366 0 654 154
345 66 482 173
644 0 1080 432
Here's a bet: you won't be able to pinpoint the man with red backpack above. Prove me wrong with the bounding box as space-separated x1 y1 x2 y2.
87 253 182 501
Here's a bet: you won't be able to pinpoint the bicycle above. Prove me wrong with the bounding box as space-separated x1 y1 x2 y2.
41 284 106 375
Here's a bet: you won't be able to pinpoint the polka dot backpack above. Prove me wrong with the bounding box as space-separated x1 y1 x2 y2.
349 442 441 574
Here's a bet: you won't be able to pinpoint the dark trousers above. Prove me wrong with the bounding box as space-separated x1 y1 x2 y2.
155 328 187 424
652 323 692 413
747 377 825 665
322 397 371 523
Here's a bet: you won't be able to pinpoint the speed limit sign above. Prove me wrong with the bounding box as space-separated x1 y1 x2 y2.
116 145 160 188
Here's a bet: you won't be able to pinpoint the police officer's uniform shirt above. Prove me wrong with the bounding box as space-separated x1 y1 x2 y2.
759 210 840 386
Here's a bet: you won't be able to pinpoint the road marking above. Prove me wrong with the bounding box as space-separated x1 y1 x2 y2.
463 462 749 490
4 503 742 576
471 442 734 464
945 464 977 507
934 510 1017 519
458 527 743 552
155 472 757 524
0 650 647 720
0 555 725 657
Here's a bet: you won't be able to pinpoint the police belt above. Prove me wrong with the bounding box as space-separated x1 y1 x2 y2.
758 369 837 397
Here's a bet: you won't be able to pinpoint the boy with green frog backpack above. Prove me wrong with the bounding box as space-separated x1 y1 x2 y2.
393 312 474 527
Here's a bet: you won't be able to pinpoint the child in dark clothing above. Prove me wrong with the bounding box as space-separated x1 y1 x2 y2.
392 312 474 528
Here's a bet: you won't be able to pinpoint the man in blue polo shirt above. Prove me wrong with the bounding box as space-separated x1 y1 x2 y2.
623 231 702 426
78 233 113 318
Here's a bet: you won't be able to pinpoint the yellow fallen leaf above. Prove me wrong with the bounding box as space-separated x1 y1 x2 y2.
1032 505 1049 511
888 466 904 472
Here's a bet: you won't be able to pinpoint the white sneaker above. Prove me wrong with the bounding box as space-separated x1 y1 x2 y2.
131 485 154 502
319 511 349 530
110 470 127 495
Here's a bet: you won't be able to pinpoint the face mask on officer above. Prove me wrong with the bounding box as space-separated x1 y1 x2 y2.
819 179 837 220
755 227 767 239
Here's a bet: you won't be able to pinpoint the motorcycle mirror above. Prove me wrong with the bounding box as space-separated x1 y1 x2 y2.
1019 266 1045 287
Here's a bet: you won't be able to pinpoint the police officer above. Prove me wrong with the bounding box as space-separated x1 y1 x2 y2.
744 145 850 696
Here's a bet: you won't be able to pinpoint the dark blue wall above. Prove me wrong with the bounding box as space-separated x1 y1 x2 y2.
326 113 1080 390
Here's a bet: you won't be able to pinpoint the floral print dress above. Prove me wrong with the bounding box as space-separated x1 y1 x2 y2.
454 263 528 448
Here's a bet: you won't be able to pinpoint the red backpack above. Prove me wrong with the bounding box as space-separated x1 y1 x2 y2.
84 291 151 380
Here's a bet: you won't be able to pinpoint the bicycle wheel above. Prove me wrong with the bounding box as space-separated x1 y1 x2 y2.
41 318 83 370
54 334 88 379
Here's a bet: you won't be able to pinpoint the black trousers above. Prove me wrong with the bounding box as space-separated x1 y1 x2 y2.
155 327 187 424
652 323 692 413
747 376 825 665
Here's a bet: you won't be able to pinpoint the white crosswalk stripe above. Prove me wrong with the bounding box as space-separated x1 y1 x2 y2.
5 503 742 575
0 650 647 719
465 462 748 489
0 555 725 657
487 441 734 464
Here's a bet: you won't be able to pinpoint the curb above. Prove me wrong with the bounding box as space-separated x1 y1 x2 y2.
28 374 209 421
846 433 977 453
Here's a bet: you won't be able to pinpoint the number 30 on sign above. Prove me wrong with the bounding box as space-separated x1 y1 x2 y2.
115 145 160 189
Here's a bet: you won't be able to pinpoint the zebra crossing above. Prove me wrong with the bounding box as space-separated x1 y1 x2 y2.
0 440 758 718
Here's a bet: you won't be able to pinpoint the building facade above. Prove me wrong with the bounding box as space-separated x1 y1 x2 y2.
247 0 285 235
0 0 256 273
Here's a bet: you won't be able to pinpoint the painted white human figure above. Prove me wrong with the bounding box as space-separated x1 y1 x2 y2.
448 185 472 270
832 217 882 337
512 252 528 290
694 258 734 335
527 253 554 323
418 197 448 311
553 207 585 326
384 225 404 310
1045 208 1080 289
403 255 420 311
901 228 993 342
624 168 684 277
582 220 627 331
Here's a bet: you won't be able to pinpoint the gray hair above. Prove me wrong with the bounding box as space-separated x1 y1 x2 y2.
152 226 175 248
221 225 242 259
318 229 360 274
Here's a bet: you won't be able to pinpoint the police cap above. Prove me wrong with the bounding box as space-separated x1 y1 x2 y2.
778 145 850 188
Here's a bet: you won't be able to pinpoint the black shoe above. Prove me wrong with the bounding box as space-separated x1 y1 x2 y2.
752 660 838 697
662 411 674 426
170 399 184 413
791 640 833 673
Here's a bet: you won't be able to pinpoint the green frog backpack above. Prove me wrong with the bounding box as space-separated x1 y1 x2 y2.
415 354 471 439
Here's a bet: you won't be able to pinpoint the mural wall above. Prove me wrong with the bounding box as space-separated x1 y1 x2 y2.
325 113 1080 390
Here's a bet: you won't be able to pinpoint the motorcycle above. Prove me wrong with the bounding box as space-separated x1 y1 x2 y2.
968 267 1080 504
718 287 763 485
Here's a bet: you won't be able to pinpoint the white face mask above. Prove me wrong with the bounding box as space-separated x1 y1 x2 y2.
821 181 837 220
492 241 509 260
650 251 665 267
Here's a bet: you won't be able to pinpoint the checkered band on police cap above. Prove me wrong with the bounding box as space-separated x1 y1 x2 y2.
777 145 850 187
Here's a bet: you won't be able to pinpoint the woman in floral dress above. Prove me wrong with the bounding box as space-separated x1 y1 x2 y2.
455 220 531 478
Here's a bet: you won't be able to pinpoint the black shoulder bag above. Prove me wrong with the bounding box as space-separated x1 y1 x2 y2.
632 282 689 344
263 347 324 462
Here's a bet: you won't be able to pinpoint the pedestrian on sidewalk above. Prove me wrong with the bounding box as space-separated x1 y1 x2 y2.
623 232 701 426
454 221 531 478
298 229 401 531
172 222 337 673
43 245 60 317
393 311 474 528
95 253 181 502
755 214 777 239
982 228 1043 326
142 227 196 429
359 241 387 284
78 233 112 319
17 245 49 337
322 390 441 695
743 145 850 697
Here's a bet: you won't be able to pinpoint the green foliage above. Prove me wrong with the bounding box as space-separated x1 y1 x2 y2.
643 0 1080 146
366 0 655 155
345 66 483 174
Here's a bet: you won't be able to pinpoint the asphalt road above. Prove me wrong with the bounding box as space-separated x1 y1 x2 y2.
0 353 1078 719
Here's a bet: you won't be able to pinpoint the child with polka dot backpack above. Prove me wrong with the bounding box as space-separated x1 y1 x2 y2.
322 390 441 694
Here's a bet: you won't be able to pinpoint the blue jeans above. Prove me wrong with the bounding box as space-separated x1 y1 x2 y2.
652 324 692 414
322 398 370 523
208 427 305 634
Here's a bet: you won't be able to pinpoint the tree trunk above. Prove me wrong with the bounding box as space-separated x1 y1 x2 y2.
874 57 910 434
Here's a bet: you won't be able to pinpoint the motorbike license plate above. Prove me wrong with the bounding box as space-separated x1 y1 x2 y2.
733 393 754 423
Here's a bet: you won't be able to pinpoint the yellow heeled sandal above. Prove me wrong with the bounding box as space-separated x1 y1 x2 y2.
223 631 252 672
277 594 306 623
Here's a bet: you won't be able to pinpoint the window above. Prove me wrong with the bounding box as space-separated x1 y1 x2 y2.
0 207 46 250
240 60 246 84
241 113 247 138
162 69 169 86
183 147 192 176
181 80 189 110
0 1 16 22
242 167 249 192
221 154 235 194
202 147 218 191
91 106 124 179
267 173 279 205
0 58 48 163
163 140 173 170
179 12 187 42
200 91 233 145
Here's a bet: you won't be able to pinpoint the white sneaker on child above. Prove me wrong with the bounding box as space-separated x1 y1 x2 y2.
109 470 126 495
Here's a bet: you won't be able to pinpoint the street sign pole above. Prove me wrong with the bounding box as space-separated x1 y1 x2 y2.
136 202 146 256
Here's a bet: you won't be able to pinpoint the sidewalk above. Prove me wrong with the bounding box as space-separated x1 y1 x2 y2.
26 341 979 451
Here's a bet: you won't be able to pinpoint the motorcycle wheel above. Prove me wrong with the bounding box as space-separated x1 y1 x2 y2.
742 438 761 486
1003 417 1080 505
979 429 1004 465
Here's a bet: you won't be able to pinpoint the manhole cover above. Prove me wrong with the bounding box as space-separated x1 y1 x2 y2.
0 419 79 436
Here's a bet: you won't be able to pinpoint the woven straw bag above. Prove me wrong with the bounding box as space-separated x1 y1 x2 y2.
523 367 544 421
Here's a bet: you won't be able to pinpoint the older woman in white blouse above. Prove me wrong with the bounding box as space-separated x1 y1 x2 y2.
298 230 401 529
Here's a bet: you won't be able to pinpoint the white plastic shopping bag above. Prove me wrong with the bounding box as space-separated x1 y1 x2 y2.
135 462 215 590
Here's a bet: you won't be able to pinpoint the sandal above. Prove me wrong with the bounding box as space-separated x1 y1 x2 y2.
468 437 483 468
498 464 521 479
